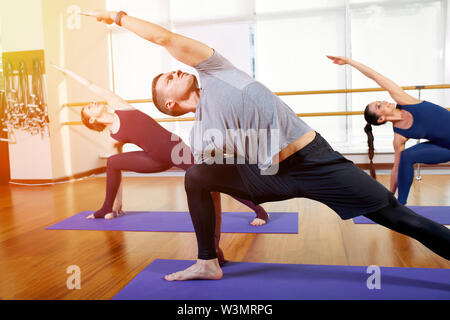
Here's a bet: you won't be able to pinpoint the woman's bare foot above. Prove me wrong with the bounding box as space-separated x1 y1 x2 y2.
250 217 267 226
104 212 115 220
85 212 117 220
165 259 223 281
86 208 110 219
251 207 269 226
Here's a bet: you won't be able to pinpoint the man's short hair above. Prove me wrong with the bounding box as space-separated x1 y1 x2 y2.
151 73 171 115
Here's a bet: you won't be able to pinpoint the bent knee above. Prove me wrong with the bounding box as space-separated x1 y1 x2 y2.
185 165 209 190
106 154 121 169
399 149 417 167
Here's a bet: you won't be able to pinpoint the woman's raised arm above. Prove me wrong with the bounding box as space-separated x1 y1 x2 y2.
52 64 134 110
326 56 420 105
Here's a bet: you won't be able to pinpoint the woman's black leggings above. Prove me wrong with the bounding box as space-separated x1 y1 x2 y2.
185 164 450 260
93 151 267 219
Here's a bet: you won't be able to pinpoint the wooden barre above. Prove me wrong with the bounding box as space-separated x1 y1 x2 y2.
61 83 450 126
274 84 450 96
62 107 450 126
62 84 450 108
64 99 153 107
61 110 367 126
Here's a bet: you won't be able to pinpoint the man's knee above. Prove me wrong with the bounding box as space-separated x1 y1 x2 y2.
185 165 209 190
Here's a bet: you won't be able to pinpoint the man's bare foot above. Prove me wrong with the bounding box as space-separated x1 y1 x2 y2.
216 247 228 266
164 259 223 281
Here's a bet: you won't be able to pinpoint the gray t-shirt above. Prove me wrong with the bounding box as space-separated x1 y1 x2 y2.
189 50 312 171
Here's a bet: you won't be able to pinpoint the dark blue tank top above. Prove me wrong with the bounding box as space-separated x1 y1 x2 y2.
393 100 450 149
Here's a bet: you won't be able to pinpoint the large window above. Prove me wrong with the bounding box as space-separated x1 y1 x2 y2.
107 0 255 150
349 0 447 151
254 0 348 144
107 0 450 154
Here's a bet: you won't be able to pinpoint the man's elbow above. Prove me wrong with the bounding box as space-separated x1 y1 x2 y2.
152 32 173 47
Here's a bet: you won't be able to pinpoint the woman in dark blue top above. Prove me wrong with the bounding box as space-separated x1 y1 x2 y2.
328 56 450 205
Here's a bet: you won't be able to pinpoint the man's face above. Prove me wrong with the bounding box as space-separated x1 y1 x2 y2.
156 70 198 106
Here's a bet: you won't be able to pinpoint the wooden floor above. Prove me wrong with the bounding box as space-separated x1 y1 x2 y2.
0 174 449 300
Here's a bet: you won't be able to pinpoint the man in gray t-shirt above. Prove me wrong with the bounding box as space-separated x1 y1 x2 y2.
83 13 314 170
191 50 312 171
86 10 450 282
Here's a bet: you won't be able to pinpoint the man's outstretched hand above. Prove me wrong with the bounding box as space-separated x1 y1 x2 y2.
326 55 350 65
80 10 117 25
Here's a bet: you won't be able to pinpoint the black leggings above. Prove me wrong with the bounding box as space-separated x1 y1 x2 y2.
93 151 267 219
185 164 450 260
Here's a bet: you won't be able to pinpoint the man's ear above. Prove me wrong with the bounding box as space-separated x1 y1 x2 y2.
165 99 176 112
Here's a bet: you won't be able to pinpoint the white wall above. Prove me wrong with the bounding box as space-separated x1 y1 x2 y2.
42 0 117 180
0 0 53 180
0 0 45 52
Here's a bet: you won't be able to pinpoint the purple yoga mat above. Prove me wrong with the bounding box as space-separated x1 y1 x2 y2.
353 206 450 225
112 259 450 300
46 211 298 234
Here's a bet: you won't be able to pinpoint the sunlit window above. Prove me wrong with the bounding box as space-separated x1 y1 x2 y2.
107 0 449 154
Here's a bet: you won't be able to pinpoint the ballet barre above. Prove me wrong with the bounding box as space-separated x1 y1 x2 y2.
61 83 450 126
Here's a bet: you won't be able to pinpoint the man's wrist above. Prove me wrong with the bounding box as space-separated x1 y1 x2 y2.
114 11 128 26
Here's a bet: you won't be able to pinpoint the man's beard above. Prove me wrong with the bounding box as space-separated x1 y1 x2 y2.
190 75 199 91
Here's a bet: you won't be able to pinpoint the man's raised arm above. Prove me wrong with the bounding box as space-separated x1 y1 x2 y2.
81 10 213 67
